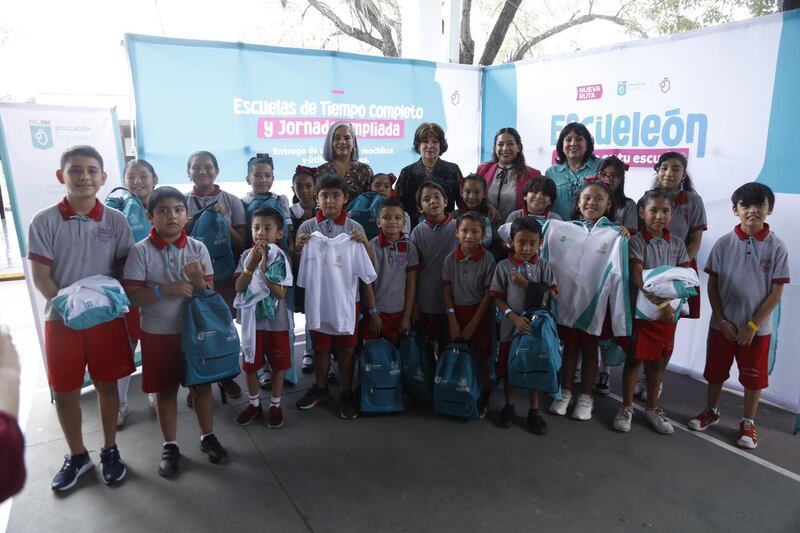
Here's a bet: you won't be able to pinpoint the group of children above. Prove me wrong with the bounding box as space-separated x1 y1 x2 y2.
30 144 789 493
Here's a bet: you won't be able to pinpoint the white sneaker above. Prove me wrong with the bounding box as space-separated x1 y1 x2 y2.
633 375 646 398
301 353 313 374
613 407 633 433
641 382 663 403
645 408 674 434
571 394 594 421
148 393 156 409
549 390 572 416
116 404 130 428
572 367 582 384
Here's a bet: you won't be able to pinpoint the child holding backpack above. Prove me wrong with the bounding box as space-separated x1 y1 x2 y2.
241 154 291 251
490 217 557 434
123 187 228 477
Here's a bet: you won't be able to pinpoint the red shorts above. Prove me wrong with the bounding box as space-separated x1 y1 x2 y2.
140 332 184 393
453 304 493 358
558 325 601 348
497 341 512 379
242 330 292 373
44 318 134 393
311 304 360 353
633 319 678 361
362 311 403 346
420 312 447 343
687 259 701 319
125 307 142 343
704 328 770 390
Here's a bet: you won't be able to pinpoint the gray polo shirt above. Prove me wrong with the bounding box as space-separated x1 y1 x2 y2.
123 232 214 334
490 256 558 342
704 225 790 336
613 198 638 232
442 247 496 306
233 246 293 332
28 199 133 321
297 211 364 239
505 208 563 224
664 190 706 244
186 186 246 229
369 233 420 314
409 215 458 314
629 230 690 270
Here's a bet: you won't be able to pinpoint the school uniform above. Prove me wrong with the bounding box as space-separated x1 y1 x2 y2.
442 246 496 357
703 224 790 390
409 214 458 341
505 207 563 225
489 254 557 377
289 202 315 314
361 231 420 345
612 198 638 233
186 185 247 230
629 230 690 361
234 246 293 374
28 198 135 392
297 210 375 351
662 189 707 318
122 228 214 393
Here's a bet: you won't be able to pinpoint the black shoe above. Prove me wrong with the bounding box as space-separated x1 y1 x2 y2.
497 404 515 428
527 408 547 435
339 390 358 420
295 385 330 410
158 444 180 477
200 434 228 464
99 445 127 485
477 387 491 419
51 450 93 491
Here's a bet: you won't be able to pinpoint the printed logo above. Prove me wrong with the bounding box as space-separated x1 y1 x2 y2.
576 84 603 101
456 377 470 392
97 228 114 242
30 120 53 150
660 77 671 93
365 363 371 372
560 235 567 242
597 242 609 254
196 330 217 342
434 376 446 384
334 255 343 267
415 368 426 381
617 81 627 96
390 361 401 375
760 258 773 272
450 90 461 106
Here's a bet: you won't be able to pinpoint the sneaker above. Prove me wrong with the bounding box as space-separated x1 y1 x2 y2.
148 393 157 409
158 444 180 477
99 445 127 484
645 408 674 435
116 404 130 428
641 382 663 403
549 390 572 416
613 407 633 433
200 434 228 464
688 408 720 431
477 388 491 420
51 451 93 491
221 378 242 399
573 367 582 384
571 393 594 421
339 390 358 420
328 359 338 384
301 353 314 374
296 385 330 410
497 404 515 428
633 375 646 398
236 403 263 426
737 419 758 449
527 409 547 435
594 372 611 396
258 370 272 391
267 405 284 428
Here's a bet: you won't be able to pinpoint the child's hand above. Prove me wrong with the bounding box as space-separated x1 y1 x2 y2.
161 280 194 298
618 227 631 238
214 203 227 215
247 241 265 269
183 261 206 288
368 313 382 336
512 314 532 335
448 316 461 341
736 324 756 346
399 316 411 335
720 320 738 341
349 229 368 244
643 290 666 306
657 303 675 323
258 246 269 272
486 204 499 223
295 234 310 253
510 271 529 289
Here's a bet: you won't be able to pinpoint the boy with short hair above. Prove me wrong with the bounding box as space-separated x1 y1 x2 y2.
688 183 789 449
294 174 377 419
28 145 134 490
363 198 419 345
233 207 293 428
409 182 458 351
442 211 497 418
123 186 228 477
490 217 557 434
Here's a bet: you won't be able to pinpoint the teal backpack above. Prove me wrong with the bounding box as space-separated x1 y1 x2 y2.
399 330 434 403
104 186 151 243
244 194 290 251
433 343 481 420
181 289 241 387
190 202 235 281
507 310 562 394
358 338 404 413
347 192 385 240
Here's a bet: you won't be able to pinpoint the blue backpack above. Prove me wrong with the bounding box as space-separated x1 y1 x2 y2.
507 310 562 394
244 194 290 251
104 186 151 243
358 338 404 413
433 343 481 420
347 192 384 240
181 289 241 387
190 202 235 281
399 330 434 403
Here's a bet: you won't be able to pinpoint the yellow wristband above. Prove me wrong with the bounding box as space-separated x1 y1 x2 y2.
243 268 254 277
657 301 670 310
747 321 759 332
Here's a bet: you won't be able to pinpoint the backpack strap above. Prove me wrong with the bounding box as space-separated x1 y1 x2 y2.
105 186 132 201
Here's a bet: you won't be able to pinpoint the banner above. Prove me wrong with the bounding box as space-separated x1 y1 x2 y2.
0 103 125 379
483 11 800 413
125 34 482 191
